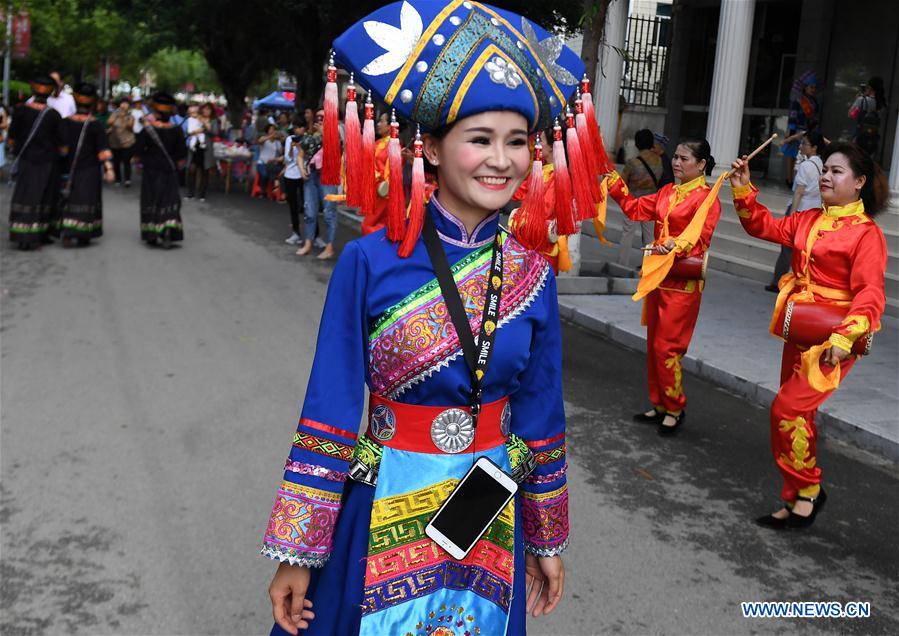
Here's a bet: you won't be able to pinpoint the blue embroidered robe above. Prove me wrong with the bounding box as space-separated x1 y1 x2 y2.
264 198 568 635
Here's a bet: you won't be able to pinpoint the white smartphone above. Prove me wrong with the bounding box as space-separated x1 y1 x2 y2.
425 456 518 560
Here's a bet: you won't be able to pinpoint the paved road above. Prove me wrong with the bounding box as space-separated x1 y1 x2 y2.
2 184 897 635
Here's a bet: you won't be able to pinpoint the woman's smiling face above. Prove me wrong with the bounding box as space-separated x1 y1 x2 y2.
423 110 531 216
820 152 865 207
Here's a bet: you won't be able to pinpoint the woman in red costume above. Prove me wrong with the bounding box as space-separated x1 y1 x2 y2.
607 139 722 435
729 141 888 529
361 112 392 235
509 129 576 274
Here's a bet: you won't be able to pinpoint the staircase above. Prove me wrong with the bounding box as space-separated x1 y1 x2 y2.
581 181 899 319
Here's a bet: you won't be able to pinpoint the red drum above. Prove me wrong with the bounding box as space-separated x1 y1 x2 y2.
667 252 708 281
773 300 873 355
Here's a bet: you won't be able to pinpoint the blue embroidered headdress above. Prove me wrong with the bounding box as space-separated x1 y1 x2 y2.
323 0 608 256
333 0 584 132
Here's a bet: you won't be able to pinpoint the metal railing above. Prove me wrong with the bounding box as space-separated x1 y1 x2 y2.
621 14 672 108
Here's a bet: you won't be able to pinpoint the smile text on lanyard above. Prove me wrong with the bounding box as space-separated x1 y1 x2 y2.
422 213 503 429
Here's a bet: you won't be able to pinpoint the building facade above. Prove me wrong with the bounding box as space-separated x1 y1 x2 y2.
595 0 899 198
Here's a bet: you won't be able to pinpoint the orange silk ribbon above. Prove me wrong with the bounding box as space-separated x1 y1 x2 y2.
633 171 726 302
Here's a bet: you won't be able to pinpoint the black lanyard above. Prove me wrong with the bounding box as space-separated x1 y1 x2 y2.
422 213 503 427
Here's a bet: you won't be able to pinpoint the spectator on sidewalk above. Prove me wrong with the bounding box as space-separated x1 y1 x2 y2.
295 110 335 259
280 117 306 245
94 98 110 129
730 141 888 531
186 102 219 201
849 76 887 158
276 111 291 138
653 132 675 188
617 128 662 268
256 123 282 198
47 71 76 118
107 98 136 187
131 96 147 135
782 73 819 186
765 130 826 292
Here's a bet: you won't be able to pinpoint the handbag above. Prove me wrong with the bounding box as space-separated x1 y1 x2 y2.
773 300 873 355
666 252 708 281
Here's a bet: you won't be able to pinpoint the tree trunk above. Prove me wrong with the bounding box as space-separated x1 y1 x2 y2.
293 61 324 111
580 0 612 84
222 85 248 129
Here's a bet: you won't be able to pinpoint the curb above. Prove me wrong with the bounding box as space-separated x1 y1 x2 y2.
558 300 899 463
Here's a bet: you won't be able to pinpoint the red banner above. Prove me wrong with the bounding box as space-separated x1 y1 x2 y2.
12 11 30 59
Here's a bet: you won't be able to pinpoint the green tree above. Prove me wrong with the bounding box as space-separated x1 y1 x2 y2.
146 48 220 94
13 0 154 84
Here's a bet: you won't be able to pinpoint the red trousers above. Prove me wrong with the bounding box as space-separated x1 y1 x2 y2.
361 198 387 236
770 343 856 502
644 285 703 414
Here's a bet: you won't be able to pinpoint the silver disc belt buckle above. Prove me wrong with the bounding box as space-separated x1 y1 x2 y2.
430 408 475 453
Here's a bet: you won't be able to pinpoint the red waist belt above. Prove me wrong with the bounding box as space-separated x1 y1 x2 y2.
367 394 510 454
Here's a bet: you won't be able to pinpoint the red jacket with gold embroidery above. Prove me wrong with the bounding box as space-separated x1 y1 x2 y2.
608 172 721 289
732 184 887 348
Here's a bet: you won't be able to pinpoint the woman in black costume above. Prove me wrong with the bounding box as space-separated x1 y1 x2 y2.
7 76 64 250
58 83 115 246
134 92 186 248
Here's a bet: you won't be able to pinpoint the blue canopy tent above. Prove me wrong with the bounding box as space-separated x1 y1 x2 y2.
253 91 296 110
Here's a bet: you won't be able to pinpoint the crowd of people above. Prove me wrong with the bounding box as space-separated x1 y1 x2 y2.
0 73 348 259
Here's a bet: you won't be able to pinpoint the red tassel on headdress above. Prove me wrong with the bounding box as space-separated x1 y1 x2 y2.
565 108 596 221
399 126 425 258
580 75 615 175
575 93 600 204
514 138 547 251
361 92 376 217
321 52 341 186
386 110 405 242
551 121 576 235
343 74 362 207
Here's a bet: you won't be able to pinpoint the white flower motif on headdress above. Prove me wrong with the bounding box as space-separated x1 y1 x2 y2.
521 18 578 86
485 56 523 90
361 1 423 76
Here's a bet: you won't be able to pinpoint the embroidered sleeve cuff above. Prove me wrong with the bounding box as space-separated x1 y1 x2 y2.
828 333 853 353
521 484 569 557
607 170 629 199
730 182 755 199
834 314 871 342
261 481 342 568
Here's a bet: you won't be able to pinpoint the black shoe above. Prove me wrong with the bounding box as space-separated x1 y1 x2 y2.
785 488 827 530
754 513 788 529
658 411 685 436
764 284 779 293
754 501 792 529
633 408 665 423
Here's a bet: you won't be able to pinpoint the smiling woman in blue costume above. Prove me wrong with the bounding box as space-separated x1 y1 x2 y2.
261 2 587 634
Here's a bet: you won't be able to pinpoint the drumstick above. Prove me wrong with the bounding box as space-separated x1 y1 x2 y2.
737 133 778 165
